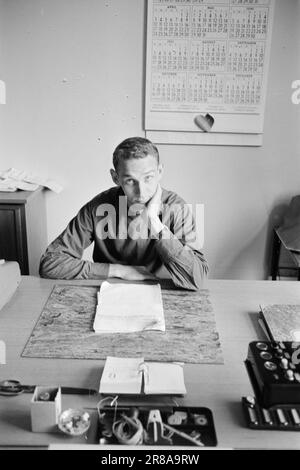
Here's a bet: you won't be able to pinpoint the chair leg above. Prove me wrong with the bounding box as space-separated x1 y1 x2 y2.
271 230 281 280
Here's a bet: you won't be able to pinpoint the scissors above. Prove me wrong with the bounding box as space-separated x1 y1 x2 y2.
0 380 98 397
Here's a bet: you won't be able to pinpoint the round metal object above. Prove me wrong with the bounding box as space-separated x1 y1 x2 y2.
58 409 91 436
38 392 51 401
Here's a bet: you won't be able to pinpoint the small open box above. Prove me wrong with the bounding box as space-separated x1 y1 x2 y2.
31 386 61 433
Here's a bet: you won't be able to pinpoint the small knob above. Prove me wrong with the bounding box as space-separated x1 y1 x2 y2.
280 358 289 370
246 396 256 408
285 370 294 381
294 372 300 383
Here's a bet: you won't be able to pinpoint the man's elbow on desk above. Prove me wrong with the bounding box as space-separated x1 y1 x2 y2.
39 255 58 279
169 261 209 292
39 259 79 280
192 261 209 290
39 255 109 280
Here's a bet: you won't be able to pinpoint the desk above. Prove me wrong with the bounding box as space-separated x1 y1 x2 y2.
1 277 300 449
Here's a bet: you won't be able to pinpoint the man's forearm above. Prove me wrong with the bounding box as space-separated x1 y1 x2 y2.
154 227 208 290
39 252 109 280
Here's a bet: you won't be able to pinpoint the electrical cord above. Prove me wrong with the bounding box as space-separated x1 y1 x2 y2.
112 413 145 445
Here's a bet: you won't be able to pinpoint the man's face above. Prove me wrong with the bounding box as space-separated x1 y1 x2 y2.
111 154 163 206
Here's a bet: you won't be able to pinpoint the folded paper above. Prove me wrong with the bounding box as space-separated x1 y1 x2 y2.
93 281 165 334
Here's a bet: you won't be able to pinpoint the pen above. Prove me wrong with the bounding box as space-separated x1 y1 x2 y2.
163 423 204 447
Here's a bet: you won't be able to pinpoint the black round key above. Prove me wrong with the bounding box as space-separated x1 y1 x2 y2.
264 361 277 371
256 342 268 351
260 351 272 360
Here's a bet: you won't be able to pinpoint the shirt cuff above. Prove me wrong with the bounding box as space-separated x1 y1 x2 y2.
89 262 110 279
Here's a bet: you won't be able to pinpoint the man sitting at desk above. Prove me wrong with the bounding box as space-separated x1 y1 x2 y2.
39 137 208 290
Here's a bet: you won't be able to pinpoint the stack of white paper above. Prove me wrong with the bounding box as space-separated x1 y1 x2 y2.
93 281 165 334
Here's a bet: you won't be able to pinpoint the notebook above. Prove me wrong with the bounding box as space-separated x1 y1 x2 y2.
99 356 186 395
259 304 300 342
93 281 165 334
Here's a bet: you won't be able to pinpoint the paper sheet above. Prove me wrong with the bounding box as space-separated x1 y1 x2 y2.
144 362 186 395
93 281 165 334
0 180 17 192
99 356 143 394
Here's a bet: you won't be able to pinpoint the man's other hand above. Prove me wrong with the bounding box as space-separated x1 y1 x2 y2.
108 264 156 281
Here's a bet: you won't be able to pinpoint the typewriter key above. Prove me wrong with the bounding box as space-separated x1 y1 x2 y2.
275 349 283 358
262 408 273 425
246 396 256 408
285 370 294 381
276 409 288 426
248 407 258 425
256 342 268 351
294 372 300 383
291 409 300 426
260 352 272 360
264 361 277 371
280 358 289 370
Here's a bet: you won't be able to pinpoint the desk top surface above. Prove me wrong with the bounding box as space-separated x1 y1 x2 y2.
1 276 300 449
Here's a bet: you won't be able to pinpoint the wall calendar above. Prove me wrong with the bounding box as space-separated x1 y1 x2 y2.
145 0 275 145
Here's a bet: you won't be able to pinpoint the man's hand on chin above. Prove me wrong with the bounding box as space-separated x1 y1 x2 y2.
145 184 164 235
108 264 157 281
128 185 164 237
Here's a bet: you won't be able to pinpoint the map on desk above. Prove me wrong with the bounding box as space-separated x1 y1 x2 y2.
22 285 223 364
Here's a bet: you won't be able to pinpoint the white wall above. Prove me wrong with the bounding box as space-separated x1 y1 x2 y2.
0 0 300 279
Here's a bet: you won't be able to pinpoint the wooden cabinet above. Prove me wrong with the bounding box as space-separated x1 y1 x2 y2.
0 188 47 275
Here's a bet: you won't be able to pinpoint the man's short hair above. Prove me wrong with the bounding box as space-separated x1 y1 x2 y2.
113 137 159 171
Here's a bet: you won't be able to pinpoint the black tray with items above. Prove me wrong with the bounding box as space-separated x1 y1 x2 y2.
97 405 217 447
